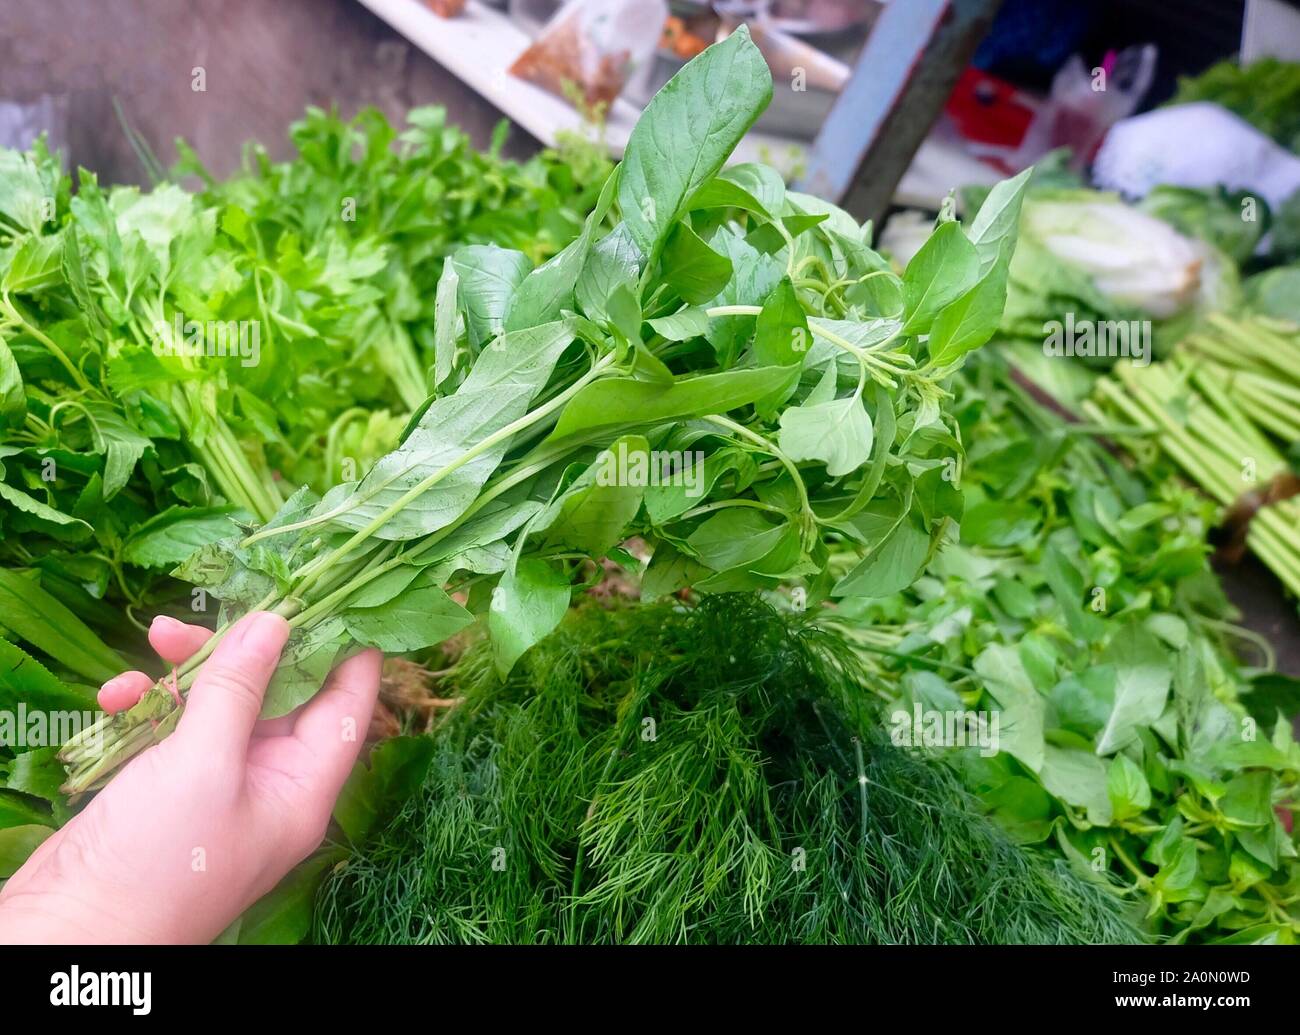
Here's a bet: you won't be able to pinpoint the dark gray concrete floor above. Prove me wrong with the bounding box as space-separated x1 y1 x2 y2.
1217 558 1300 677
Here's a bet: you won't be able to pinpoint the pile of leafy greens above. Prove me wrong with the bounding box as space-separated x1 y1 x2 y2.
833 355 1300 943
0 109 608 846
309 597 1140 945
174 105 613 484
60 27 1032 795
0 110 601 663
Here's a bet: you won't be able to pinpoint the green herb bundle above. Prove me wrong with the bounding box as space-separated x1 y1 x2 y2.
60 27 1032 794
311 597 1140 945
835 356 1300 943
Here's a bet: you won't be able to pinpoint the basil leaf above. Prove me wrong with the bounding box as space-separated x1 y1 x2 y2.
619 26 771 260
901 221 979 335
833 507 930 599
926 262 1008 368
261 618 349 719
967 166 1033 275
546 365 798 443
451 244 531 346
648 306 710 341
1095 624 1173 755
343 573 474 653
508 166 619 331
575 225 642 326
432 260 461 391
972 643 1047 773
778 392 873 477
489 558 570 676
1039 744 1113 826
661 223 734 304
685 508 786 571
1107 754 1152 822
0 333 24 426
536 435 649 556
752 277 810 368
316 321 575 541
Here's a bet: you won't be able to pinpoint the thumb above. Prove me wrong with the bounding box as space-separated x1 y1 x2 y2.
175 612 289 760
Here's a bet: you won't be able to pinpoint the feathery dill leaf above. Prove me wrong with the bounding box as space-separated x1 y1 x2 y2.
313 597 1141 944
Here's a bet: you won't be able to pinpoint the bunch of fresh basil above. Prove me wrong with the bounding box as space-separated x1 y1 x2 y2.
61 27 1031 793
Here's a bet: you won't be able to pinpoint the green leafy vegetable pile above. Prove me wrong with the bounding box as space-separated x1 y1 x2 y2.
0 106 603 688
311 597 1140 945
60 28 1031 795
834 356 1300 943
175 105 612 461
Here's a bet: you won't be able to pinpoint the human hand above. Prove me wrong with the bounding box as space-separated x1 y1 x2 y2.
0 611 381 944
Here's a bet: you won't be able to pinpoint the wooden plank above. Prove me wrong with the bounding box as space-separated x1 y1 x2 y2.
799 0 1005 224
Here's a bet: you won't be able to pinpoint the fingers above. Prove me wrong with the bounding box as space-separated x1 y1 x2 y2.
97 671 154 713
174 612 290 759
97 616 214 714
255 714 299 738
291 648 382 795
148 615 213 666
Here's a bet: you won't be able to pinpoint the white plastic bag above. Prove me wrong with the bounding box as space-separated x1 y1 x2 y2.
1094 102 1300 211
1011 45 1156 171
510 0 668 107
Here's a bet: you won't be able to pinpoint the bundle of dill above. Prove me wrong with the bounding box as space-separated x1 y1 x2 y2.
312 597 1140 944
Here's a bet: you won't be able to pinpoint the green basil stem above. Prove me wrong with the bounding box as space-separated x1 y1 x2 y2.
240 351 618 552
702 412 817 548
61 545 398 792
64 353 628 792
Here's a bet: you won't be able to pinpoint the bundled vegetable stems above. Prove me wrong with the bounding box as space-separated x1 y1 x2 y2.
61 29 1033 793
1184 314 1300 441
1087 314 1300 599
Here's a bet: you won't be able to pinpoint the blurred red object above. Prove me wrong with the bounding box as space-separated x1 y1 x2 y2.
945 67 1035 149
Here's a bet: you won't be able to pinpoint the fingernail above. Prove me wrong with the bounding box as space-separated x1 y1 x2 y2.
236 611 290 658
98 676 138 713
151 615 184 632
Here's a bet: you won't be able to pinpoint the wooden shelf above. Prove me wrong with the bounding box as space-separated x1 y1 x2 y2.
356 0 791 165
358 0 1000 210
